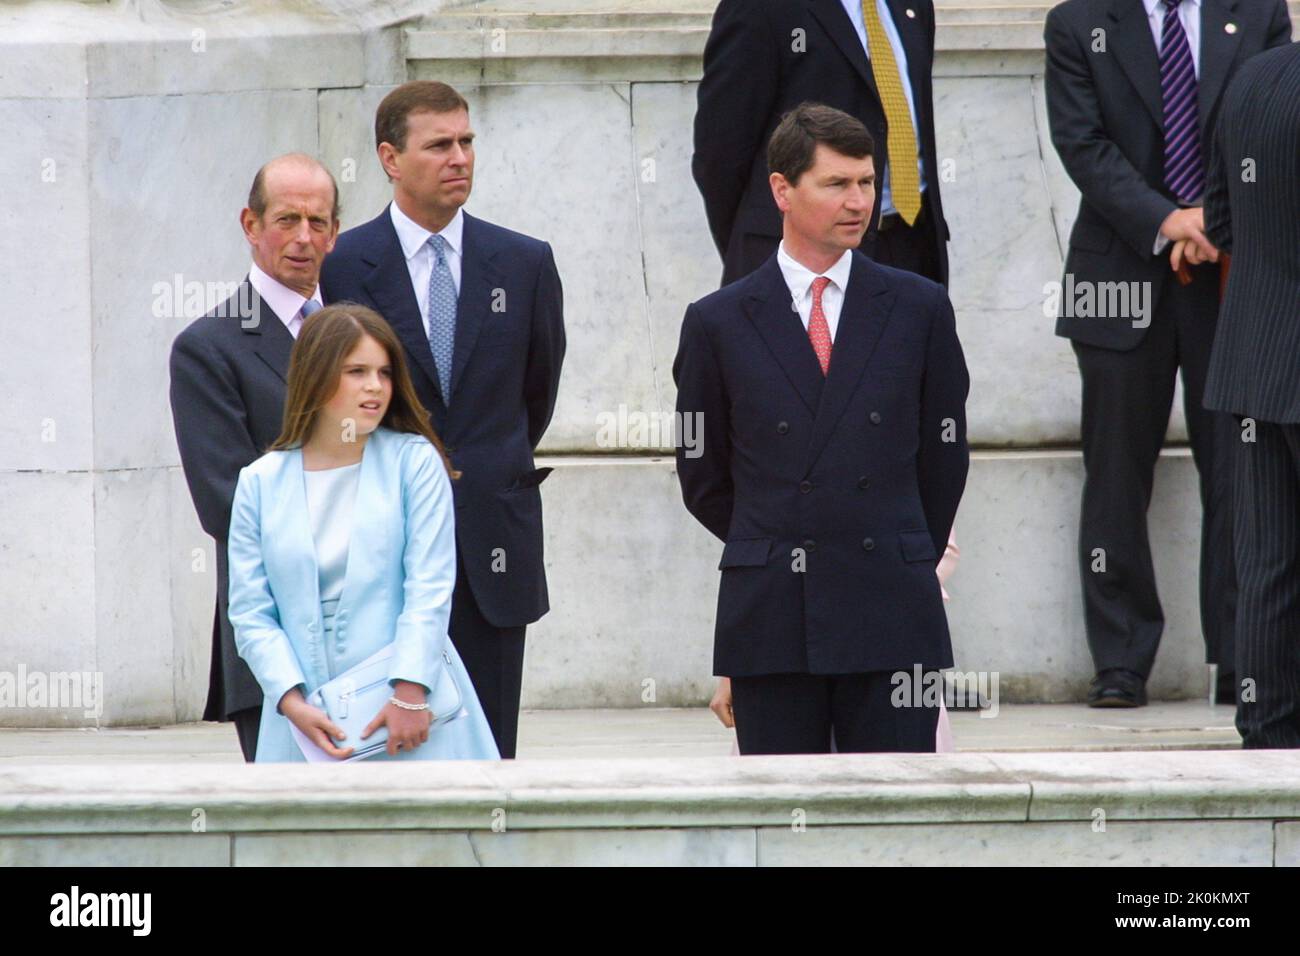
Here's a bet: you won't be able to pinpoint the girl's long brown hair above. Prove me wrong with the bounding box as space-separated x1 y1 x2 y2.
269 301 457 477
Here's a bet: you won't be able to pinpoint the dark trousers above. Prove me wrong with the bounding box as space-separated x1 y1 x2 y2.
731 671 940 754
870 196 943 285
231 706 261 763
448 564 527 759
1234 420 1300 748
1071 269 1237 679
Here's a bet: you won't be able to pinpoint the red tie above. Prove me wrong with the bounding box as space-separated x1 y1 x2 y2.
808 276 832 376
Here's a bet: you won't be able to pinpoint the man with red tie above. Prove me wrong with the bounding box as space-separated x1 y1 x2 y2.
674 104 968 753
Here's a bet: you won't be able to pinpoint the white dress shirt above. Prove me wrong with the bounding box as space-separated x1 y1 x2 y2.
248 261 323 339
390 201 464 332
778 242 854 344
839 0 927 216
1144 0 1203 253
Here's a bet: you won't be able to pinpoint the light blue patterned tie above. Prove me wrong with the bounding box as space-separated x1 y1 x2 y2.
426 234 457 401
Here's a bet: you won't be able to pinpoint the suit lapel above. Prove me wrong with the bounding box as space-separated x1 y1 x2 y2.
240 284 295 384
287 447 323 613
1107 0 1164 132
884 0 930 112
742 256 825 417
808 0 881 106
449 212 504 402
1197 0 1242 129
361 208 445 405
804 255 895 469
333 429 377 614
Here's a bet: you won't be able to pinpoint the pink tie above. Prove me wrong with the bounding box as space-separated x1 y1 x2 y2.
808 276 832 376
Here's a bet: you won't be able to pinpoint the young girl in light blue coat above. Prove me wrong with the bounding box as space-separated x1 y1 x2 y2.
227 302 498 762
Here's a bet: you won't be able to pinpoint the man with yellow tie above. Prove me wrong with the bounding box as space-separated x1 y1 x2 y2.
693 0 949 288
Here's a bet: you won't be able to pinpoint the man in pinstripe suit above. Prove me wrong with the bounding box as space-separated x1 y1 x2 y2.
1202 43 1300 748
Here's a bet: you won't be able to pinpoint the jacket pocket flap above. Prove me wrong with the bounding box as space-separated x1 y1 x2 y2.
718 537 773 569
899 530 938 563
509 467 554 491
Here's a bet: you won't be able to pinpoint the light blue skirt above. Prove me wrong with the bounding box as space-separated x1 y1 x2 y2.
253 617 500 762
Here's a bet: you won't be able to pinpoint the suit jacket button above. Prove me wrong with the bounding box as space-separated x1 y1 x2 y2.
776 421 790 434
307 622 318 634
799 480 812 494
802 539 817 552
869 411 882 425
858 476 870 489
862 537 875 551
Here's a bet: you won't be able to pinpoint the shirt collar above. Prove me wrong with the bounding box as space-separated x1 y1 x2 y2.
777 242 854 301
1144 0 1199 17
390 201 464 262
247 261 322 326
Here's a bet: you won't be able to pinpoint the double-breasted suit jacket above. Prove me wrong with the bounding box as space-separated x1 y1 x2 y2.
674 252 969 677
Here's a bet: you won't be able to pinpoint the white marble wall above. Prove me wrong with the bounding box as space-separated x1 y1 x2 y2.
0 1 1223 726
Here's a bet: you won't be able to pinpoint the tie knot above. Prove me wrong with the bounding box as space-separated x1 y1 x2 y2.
1162 0 1183 10
299 298 321 320
428 233 447 261
811 276 831 301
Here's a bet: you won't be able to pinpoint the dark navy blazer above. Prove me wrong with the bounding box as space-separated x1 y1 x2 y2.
321 207 565 629
674 252 968 677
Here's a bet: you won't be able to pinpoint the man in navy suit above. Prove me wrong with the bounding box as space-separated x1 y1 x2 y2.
674 103 968 754
321 82 565 759
693 0 949 288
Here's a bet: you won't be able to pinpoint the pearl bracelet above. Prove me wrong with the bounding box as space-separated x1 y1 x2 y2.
388 696 429 711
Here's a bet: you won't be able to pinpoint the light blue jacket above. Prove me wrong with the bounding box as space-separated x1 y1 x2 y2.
227 425 499 762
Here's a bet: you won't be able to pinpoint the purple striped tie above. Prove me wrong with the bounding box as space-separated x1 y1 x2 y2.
1160 0 1204 203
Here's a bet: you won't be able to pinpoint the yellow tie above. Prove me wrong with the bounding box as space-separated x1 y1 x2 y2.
861 1 922 225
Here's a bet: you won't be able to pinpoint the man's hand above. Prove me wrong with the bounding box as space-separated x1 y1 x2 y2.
1160 208 1219 264
1170 236 1214 273
710 677 734 729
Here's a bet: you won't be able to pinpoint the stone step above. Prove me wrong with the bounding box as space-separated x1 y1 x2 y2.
408 2 1300 61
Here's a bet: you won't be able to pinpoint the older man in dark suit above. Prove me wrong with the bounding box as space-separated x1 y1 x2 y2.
1202 43 1300 747
1044 0 1291 708
169 153 339 761
321 82 565 759
693 0 949 287
675 104 968 754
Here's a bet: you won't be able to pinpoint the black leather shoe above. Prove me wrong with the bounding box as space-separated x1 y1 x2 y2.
1087 668 1147 708
1215 672 1238 706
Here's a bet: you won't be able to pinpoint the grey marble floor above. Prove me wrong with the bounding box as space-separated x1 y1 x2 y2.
0 701 1240 763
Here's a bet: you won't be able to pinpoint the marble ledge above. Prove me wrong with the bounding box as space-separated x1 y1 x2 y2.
2 752 1299 836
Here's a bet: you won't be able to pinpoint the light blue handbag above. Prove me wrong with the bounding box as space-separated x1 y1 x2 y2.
309 646 464 760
